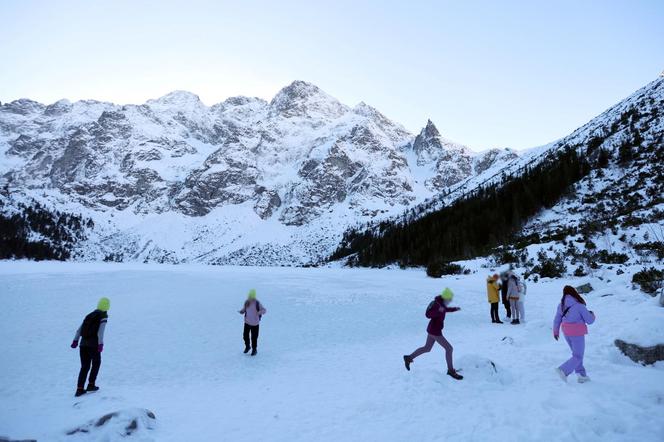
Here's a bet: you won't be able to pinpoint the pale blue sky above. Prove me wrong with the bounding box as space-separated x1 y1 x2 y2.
1 0 662 150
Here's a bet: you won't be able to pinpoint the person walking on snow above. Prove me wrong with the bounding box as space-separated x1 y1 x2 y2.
71 297 110 397
500 272 511 320
507 272 521 324
403 288 463 380
239 289 266 356
553 286 596 383
487 274 503 323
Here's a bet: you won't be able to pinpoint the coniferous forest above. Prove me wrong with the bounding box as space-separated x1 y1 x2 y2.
0 197 93 260
330 145 595 269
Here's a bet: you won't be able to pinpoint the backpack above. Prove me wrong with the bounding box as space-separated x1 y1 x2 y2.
80 310 105 339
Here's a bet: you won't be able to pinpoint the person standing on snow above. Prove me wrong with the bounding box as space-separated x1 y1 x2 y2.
507 272 521 324
487 274 503 323
239 289 266 356
517 278 527 322
71 297 110 397
553 285 596 383
500 272 511 320
402 288 463 380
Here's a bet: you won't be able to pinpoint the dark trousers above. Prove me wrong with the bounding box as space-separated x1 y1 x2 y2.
78 346 101 389
490 302 500 322
502 294 511 318
243 323 260 349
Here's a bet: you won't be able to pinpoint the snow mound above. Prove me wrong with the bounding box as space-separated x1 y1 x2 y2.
65 408 156 440
456 354 514 385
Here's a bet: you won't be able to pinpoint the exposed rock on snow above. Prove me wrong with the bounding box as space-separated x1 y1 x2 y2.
65 408 156 438
576 283 594 294
615 339 664 365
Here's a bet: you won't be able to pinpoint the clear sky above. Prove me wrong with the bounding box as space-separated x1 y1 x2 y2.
1 0 662 150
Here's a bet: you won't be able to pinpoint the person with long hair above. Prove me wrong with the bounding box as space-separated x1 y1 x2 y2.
553 286 596 383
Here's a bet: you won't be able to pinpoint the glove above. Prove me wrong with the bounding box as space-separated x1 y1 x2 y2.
71 340 78 349
98 344 104 353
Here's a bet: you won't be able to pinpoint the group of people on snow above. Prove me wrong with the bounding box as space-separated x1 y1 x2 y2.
69 276 595 395
487 271 526 324
401 279 595 384
70 289 266 397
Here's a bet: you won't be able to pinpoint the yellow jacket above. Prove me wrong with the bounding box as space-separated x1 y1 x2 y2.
486 277 500 303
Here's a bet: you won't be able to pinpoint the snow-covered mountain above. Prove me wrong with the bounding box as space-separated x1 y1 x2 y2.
331 75 664 274
0 81 515 264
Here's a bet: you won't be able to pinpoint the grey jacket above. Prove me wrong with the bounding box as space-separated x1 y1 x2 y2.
240 300 266 326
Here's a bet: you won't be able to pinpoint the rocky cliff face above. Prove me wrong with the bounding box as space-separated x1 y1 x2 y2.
0 81 516 264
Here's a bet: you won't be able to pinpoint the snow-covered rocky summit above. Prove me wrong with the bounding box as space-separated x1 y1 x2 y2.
0 81 513 264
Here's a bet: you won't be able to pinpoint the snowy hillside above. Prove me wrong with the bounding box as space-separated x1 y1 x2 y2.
332 76 664 282
0 262 662 441
0 81 515 265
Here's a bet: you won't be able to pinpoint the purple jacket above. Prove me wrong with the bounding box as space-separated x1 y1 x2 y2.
553 295 595 337
425 297 459 336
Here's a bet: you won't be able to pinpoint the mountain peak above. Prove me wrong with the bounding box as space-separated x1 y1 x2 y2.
422 119 441 138
269 80 347 118
149 90 203 107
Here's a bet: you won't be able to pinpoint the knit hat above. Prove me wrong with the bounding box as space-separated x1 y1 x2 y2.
247 289 257 300
440 288 454 301
97 297 110 312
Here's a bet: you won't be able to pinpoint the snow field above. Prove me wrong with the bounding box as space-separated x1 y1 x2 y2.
0 261 662 441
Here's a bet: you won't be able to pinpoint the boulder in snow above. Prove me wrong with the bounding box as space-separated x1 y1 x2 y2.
615 339 664 365
576 283 594 294
65 408 156 438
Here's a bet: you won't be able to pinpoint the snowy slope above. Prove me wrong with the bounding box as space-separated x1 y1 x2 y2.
0 81 514 265
0 262 662 441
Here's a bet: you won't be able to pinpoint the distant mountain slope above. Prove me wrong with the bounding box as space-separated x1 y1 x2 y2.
0 81 515 264
330 76 664 270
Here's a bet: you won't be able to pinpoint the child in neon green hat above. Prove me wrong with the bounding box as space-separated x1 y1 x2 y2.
403 288 463 380
238 289 266 356
70 297 110 396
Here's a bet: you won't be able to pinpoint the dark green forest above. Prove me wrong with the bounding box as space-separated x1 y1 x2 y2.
0 198 93 260
330 145 596 268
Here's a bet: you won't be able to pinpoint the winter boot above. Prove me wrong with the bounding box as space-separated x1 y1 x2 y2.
86 384 99 392
496 320 504 324
75 388 87 397
555 368 567 383
447 369 463 380
577 375 591 383
244 345 251 354
251 349 257 356
510 319 518 324
403 355 412 371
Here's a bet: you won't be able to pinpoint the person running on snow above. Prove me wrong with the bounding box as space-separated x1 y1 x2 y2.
403 288 463 380
238 289 266 356
71 297 110 397
500 271 511 320
487 274 503 323
553 285 596 383
507 272 521 324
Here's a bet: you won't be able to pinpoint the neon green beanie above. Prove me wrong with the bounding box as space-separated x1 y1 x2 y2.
248 289 257 300
440 288 454 301
97 297 110 312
